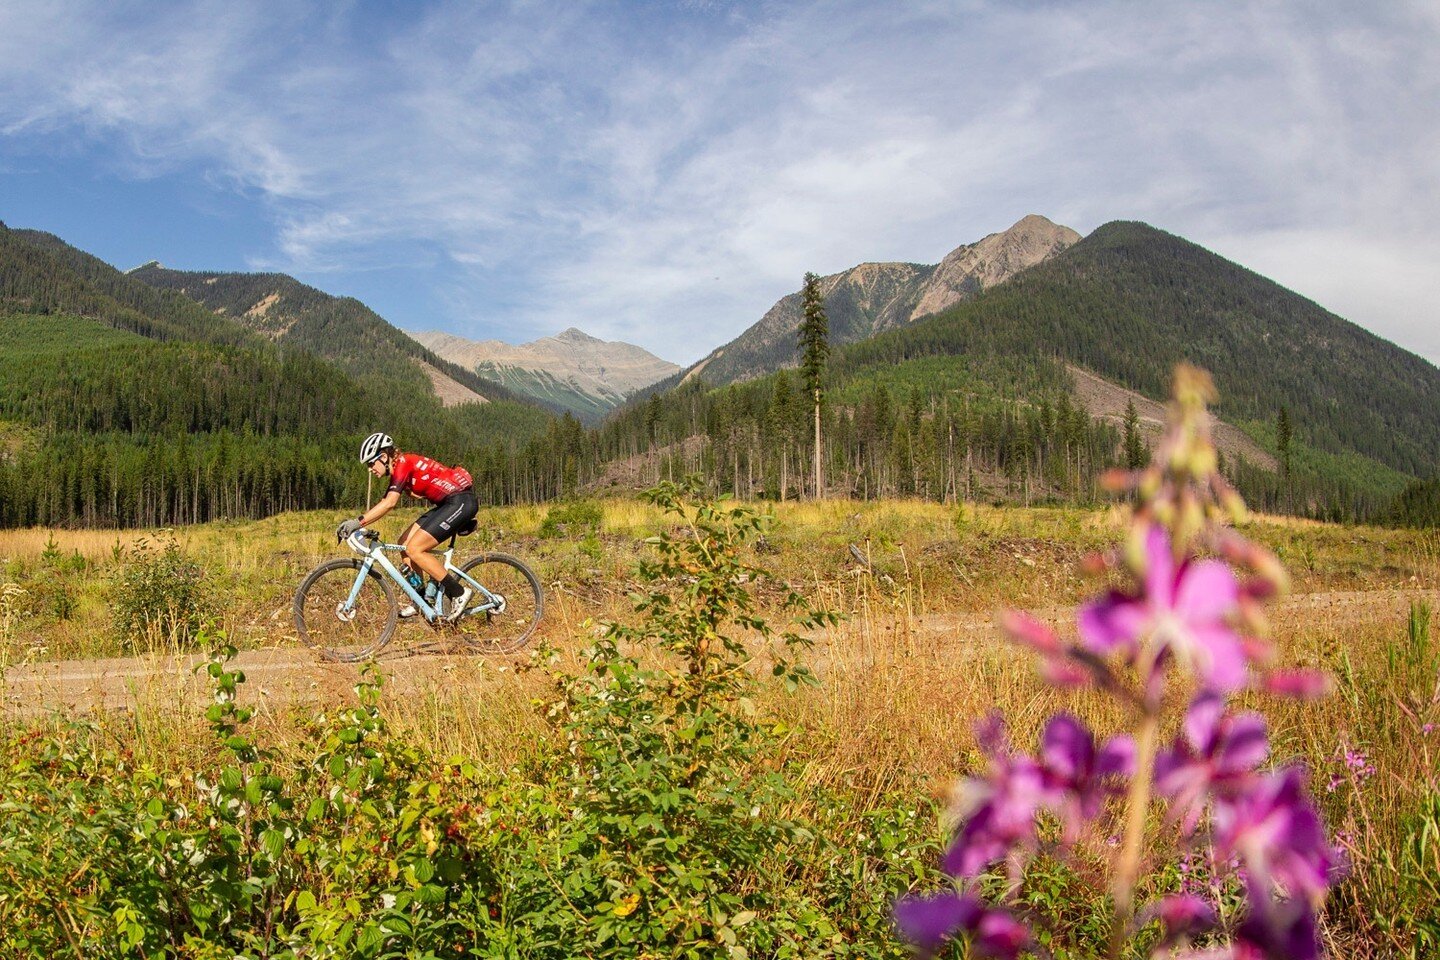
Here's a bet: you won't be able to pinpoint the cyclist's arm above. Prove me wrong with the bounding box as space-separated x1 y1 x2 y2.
357 491 401 527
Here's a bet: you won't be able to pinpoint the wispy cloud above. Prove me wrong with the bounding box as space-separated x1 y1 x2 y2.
1 0 1436 364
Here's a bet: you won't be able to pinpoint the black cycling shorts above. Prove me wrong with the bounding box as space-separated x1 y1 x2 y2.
415 490 478 540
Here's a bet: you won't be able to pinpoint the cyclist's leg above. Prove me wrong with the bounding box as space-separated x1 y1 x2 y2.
403 526 446 583
410 493 479 615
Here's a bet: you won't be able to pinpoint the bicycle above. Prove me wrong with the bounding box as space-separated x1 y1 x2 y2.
293 523 543 662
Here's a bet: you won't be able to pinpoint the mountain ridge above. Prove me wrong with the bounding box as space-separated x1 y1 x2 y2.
679 214 1080 387
0 223 562 526
834 219 1440 478
127 264 531 410
414 327 680 421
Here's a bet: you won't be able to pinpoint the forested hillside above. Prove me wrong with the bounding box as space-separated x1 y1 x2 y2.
4 218 1436 528
1 224 256 347
129 264 534 409
0 225 574 527
837 221 1440 479
0 312 569 526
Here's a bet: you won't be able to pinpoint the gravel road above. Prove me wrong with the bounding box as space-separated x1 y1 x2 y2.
3 588 1434 718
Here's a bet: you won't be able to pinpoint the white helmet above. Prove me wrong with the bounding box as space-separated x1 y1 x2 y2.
359 432 394 464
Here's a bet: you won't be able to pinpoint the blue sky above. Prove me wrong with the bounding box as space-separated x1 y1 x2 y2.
2 0 1437 366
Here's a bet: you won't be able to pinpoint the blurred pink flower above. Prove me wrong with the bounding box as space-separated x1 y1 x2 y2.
1038 714 1134 832
1212 768 1339 905
892 892 1032 959
1156 692 1269 832
941 717 1049 879
1079 526 1248 691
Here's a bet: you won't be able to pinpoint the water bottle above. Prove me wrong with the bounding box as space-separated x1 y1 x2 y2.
403 565 424 594
423 581 439 604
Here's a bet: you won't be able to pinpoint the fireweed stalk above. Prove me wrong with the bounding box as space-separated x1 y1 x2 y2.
894 366 1339 960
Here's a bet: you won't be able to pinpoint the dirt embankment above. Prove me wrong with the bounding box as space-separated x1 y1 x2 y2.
1068 365 1277 471
418 360 489 407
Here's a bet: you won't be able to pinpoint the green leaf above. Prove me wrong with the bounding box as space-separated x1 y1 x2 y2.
355 922 384 953
260 828 286 860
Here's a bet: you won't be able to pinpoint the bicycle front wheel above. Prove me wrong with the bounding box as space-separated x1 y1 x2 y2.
293 559 398 662
456 553 544 654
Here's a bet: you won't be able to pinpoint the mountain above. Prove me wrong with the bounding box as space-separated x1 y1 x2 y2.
0 223 562 527
835 220 1440 478
594 219 1440 521
413 327 680 421
1 225 259 348
128 265 522 409
679 214 1080 387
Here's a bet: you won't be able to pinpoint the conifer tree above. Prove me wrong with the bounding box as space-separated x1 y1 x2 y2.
1123 400 1148 469
1277 405 1292 510
769 370 796 500
798 272 830 498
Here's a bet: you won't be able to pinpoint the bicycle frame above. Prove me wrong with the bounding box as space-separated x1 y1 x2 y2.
343 530 500 624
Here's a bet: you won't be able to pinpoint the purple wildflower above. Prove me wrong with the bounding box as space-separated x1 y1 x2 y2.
1141 893 1217 950
1212 767 1339 905
1342 748 1374 783
942 751 1047 878
892 892 1032 960
939 715 1134 878
1176 851 1203 895
1260 669 1332 699
893 369 1339 960
1038 714 1134 836
1155 692 1269 832
892 890 980 957
969 909 1033 959
1079 525 1248 692
1231 896 1321 960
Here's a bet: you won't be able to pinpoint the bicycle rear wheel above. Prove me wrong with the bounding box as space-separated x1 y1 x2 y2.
293 559 398 662
455 553 543 654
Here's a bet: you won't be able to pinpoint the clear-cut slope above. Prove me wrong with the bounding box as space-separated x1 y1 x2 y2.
413 328 680 421
681 214 1080 387
126 265 534 408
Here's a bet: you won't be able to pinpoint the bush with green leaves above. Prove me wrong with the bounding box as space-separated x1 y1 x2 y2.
503 480 850 957
111 535 211 648
538 498 603 539
539 497 604 561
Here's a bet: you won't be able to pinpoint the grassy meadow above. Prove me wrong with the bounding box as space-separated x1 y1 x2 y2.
1 497 1438 956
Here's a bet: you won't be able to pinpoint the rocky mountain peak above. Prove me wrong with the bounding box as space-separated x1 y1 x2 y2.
911 215 1081 320
681 215 1082 386
555 327 601 343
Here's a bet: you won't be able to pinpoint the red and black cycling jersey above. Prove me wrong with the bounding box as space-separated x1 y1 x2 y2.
387 453 473 504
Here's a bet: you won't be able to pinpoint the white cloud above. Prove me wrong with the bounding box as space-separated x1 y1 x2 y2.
1 0 1437 365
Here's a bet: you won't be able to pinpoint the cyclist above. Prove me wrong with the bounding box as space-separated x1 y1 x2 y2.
336 432 476 621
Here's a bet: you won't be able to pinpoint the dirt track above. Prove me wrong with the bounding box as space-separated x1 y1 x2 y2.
3 588 1435 718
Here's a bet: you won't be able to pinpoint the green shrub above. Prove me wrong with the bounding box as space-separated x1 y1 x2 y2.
538 498 603 539
111 536 210 648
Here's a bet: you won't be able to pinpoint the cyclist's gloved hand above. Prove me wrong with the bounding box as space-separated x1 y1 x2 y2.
336 518 363 543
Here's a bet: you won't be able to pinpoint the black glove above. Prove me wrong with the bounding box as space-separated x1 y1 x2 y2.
336 518 363 543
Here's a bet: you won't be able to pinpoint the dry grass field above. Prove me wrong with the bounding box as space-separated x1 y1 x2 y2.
2 498 1438 955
